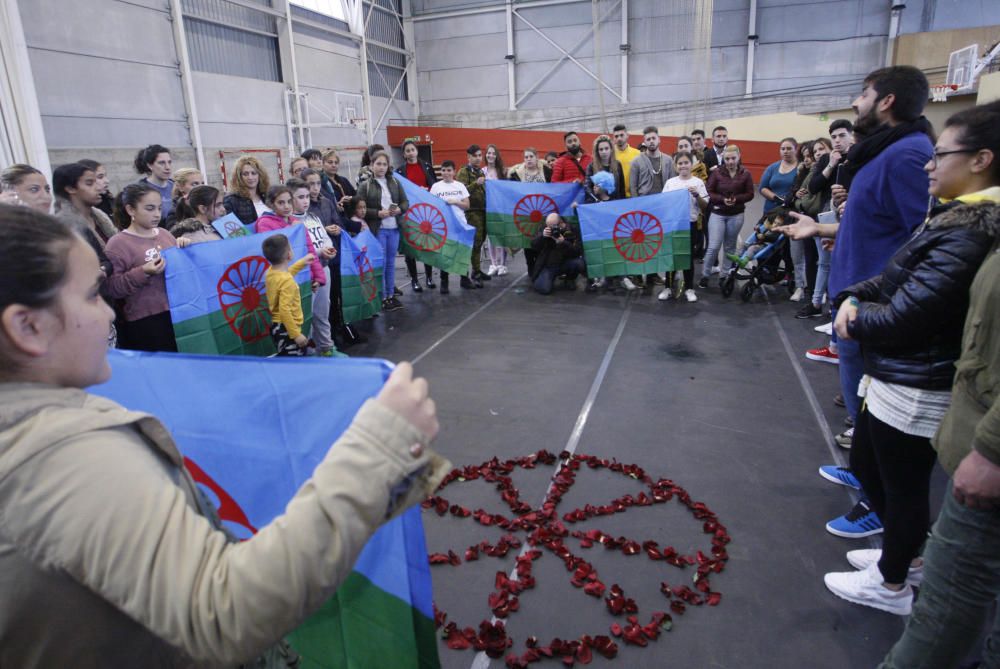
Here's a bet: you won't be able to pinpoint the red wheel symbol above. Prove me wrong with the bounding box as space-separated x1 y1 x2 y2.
217 255 272 343
613 210 663 263
423 450 729 665
513 194 558 238
355 252 378 303
184 457 257 538
403 203 448 251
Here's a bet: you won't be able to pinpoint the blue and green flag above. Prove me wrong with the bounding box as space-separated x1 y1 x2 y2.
395 174 475 275
340 229 384 323
485 181 583 248
165 225 312 356
578 191 691 277
91 350 439 669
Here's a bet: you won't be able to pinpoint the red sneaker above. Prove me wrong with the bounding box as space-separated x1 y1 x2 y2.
806 346 839 365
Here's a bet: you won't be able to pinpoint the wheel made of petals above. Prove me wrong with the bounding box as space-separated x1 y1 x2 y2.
217 255 272 343
423 450 730 668
355 255 378 303
514 194 558 239
403 202 448 251
612 211 663 263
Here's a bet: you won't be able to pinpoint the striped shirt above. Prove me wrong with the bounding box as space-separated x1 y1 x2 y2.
858 375 952 438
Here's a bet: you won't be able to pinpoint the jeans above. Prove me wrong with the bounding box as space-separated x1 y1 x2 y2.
702 213 743 278
533 257 585 294
837 336 864 421
879 482 1000 669
311 266 333 351
379 227 400 298
812 239 831 306
789 238 807 291
849 406 937 584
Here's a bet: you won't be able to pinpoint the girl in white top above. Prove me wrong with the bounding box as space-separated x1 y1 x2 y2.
662 151 709 302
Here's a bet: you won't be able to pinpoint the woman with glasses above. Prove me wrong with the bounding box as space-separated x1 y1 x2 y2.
810 101 1000 617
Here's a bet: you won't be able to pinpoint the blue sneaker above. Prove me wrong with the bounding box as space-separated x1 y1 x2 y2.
819 466 861 490
826 500 883 538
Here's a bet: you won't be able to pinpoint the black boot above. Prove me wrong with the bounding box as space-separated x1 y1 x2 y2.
440 277 450 294
410 278 423 293
425 272 436 289
460 276 474 289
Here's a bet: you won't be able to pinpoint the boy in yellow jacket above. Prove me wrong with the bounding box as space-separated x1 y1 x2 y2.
263 233 315 356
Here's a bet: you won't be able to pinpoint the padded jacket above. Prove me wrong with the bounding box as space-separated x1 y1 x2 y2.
835 194 1000 390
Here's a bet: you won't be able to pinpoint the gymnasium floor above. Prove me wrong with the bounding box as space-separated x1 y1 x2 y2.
350 240 949 668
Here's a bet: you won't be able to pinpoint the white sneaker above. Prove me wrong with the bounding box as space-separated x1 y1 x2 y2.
657 288 673 301
846 549 924 587
622 277 639 291
790 287 805 302
824 563 913 615
497 265 509 276
684 289 698 302
815 321 833 335
487 265 499 276
834 427 854 449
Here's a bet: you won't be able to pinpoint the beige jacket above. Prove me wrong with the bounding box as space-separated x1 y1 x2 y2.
0 384 449 668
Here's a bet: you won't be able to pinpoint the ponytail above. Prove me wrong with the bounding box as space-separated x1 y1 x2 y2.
114 182 159 229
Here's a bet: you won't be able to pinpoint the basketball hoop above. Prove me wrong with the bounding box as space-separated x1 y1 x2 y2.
931 84 958 103
350 117 367 132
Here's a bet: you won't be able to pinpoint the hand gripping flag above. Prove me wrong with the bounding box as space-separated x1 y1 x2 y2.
340 228 384 323
395 174 475 275
90 349 440 669
578 190 692 277
485 180 583 248
165 225 312 356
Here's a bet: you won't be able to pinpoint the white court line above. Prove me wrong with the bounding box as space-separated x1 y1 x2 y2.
411 273 527 366
469 297 634 669
761 289 875 547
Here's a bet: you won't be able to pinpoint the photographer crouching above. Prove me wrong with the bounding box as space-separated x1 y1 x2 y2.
531 212 585 294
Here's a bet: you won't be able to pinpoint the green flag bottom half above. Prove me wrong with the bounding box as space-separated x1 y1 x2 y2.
173 282 313 356
341 269 384 323
582 231 691 278
486 212 579 249
287 570 440 669
401 236 472 276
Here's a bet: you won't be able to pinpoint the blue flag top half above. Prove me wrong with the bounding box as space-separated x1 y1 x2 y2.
89 350 435 624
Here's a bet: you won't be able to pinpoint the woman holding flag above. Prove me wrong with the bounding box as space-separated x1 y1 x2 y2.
0 202 447 666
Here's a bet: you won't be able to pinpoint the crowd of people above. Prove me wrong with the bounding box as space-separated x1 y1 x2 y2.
2 62 1000 666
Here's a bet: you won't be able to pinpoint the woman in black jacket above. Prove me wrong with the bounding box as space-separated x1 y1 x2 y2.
822 102 1000 616
396 140 438 292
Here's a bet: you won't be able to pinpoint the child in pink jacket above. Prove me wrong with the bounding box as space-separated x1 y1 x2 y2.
255 185 329 288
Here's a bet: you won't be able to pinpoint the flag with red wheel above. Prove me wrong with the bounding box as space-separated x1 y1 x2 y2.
578 190 691 277
340 228 385 323
164 225 312 355
395 174 476 275
485 180 583 248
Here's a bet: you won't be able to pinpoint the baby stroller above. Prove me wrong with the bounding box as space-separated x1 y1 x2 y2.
720 216 790 302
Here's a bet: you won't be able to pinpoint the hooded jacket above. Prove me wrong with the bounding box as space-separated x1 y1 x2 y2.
0 384 448 668
835 190 1000 391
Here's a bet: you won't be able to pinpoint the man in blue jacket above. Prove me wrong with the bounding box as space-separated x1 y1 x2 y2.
781 66 933 537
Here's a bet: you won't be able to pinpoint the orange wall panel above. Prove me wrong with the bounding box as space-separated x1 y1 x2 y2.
388 126 781 182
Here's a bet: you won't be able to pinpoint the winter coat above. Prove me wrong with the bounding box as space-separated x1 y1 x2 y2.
835 192 1000 391
551 152 592 184
0 383 447 668
706 166 755 216
170 218 224 244
355 174 408 236
456 165 486 211
530 223 582 280
934 199 1000 474
224 193 259 226
585 162 626 202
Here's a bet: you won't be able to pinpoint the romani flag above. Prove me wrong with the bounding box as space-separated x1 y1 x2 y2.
91 349 440 669
165 225 312 356
485 180 583 248
340 228 384 323
395 174 476 275
578 190 691 277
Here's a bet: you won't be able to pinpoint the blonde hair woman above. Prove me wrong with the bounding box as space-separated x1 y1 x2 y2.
166 168 204 230
224 155 271 225
700 144 755 287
